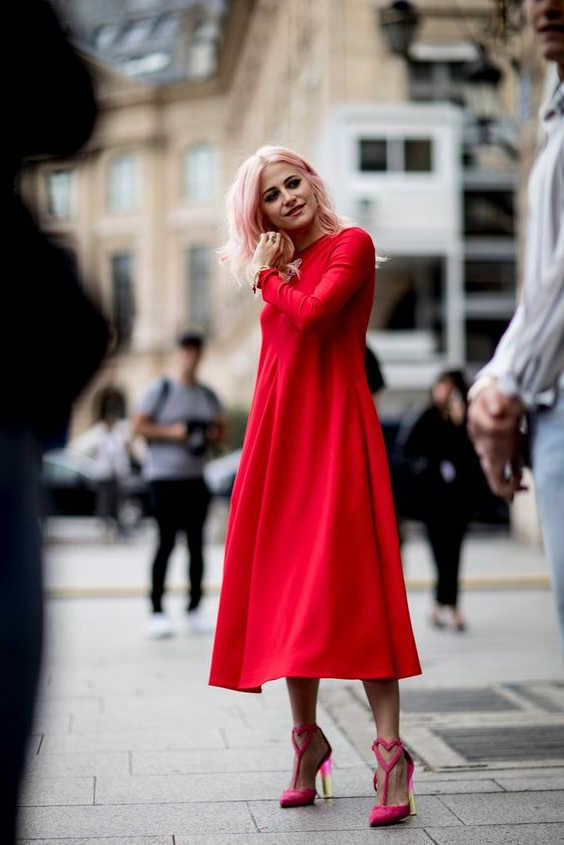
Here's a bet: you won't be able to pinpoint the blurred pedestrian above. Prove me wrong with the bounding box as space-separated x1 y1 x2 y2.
2 3 109 841
365 343 386 405
209 146 421 828
468 0 564 647
132 332 226 637
71 387 132 539
403 371 480 632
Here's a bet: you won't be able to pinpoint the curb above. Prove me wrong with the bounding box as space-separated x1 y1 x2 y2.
44 573 551 599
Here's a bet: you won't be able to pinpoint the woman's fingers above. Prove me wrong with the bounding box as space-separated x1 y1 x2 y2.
253 231 282 268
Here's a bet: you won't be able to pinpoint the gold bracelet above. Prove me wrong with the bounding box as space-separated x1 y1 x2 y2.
250 265 271 294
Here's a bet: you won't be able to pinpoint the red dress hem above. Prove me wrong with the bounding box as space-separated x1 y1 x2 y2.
209 664 423 694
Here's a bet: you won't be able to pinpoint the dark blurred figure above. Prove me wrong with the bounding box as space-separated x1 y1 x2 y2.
2 4 109 841
72 387 132 539
132 332 226 637
401 371 481 632
365 343 386 404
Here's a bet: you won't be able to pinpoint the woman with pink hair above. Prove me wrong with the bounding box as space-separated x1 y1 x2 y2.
209 146 421 827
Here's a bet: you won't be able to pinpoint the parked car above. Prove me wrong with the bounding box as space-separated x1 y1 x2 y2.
41 449 150 528
42 447 242 523
203 449 241 498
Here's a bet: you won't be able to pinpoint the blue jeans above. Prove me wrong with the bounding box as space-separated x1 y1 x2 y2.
531 394 564 650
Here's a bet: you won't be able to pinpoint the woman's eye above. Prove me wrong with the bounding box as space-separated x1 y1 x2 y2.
264 191 278 203
288 178 300 188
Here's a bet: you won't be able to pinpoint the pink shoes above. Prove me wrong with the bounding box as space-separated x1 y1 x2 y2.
369 737 416 827
278 727 415 826
279 723 333 808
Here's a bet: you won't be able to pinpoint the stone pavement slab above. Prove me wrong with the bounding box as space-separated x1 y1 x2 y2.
496 774 564 791
19 776 94 806
246 795 460 832
131 745 363 776
415 778 503 795
21 839 173 845
19 801 255 838
31 696 104 717
175 831 434 844
439 790 564 825
24 750 130 778
94 765 373 804
427 822 564 844
42 728 225 753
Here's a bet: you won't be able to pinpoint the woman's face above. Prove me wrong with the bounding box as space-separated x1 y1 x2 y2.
432 378 454 409
260 162 318 232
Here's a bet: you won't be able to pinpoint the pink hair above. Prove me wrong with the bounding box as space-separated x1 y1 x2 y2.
218 145 346 284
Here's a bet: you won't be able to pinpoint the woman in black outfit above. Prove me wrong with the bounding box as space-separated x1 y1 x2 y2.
403 370 480 632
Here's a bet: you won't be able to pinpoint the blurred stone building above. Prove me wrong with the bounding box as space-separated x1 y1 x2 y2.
22 0 543 423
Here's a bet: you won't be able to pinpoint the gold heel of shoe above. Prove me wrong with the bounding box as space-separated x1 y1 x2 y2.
320 758 333 798
409 790 417 816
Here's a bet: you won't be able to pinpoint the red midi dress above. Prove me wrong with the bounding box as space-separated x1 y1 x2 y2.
209 226 421 692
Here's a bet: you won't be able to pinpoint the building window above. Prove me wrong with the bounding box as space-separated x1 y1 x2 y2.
47 169 74 218
358 138 433 173
121 19 152 48
408 60 468 105
464 259 516 295
108 154 139 213
186 245 211 330
464 190 515 237
369 254 445 352
465 317 510 366
404 139 433 173
184 143 216 202
95 23 119 50
111 252 135 349
359 139 387 172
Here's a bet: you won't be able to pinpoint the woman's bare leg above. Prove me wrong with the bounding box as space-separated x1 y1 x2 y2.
363 679 408 806
285 678 329 789
287 677 319 726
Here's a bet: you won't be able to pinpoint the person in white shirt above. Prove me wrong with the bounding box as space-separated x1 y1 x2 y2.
72 387 132 537
468 0 564 646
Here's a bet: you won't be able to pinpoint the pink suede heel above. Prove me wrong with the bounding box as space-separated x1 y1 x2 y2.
279 723 333 808
369 737 416 827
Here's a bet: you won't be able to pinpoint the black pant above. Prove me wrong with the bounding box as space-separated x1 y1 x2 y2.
0 431 43 844
96 477 122 527
425 517 467 608
149 477 211 613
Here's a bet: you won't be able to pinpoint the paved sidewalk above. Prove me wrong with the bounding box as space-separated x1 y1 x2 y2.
18 529 564 843
43 514 551 598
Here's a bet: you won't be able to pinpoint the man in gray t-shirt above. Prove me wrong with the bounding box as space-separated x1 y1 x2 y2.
133 332 225 637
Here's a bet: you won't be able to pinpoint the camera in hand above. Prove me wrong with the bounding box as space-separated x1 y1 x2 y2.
185 419 211 456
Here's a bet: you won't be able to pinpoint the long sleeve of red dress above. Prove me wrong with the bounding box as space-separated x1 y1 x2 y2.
260 228 375 329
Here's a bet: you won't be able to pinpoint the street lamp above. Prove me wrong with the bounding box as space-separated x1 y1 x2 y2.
378 1 420 56
378 1 507 131
378 1 523 56
463 45 503 124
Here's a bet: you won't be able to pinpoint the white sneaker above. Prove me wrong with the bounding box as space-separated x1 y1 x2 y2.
186 605 215 634
146 612 174 639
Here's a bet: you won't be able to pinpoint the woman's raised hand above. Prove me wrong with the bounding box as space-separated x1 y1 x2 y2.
252 231 283 268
